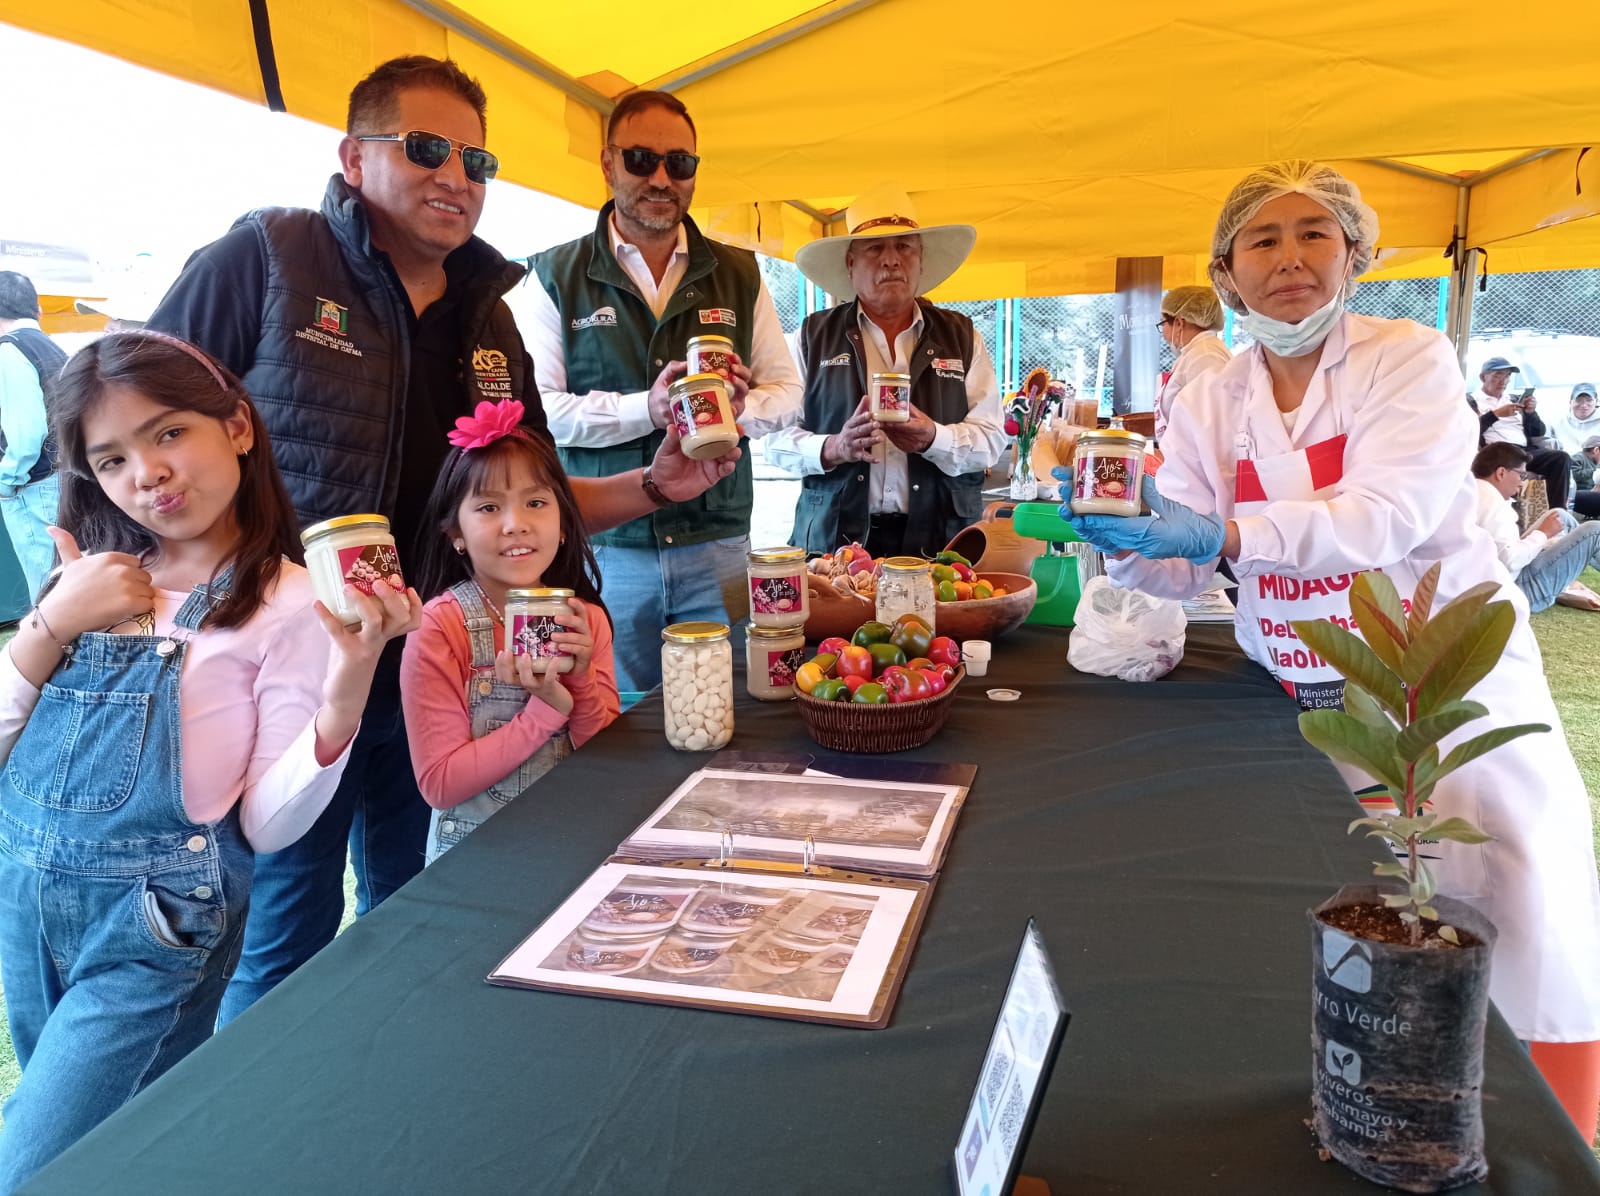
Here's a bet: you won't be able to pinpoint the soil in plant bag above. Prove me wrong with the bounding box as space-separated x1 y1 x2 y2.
1309 887 1498 1194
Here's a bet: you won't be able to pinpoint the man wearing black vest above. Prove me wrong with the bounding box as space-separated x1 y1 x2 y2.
765 187 1005 557
523 90 801 693
147 57 738 1023
0 273 66 599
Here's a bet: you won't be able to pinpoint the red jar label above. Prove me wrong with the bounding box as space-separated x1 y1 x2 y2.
767 646 804 687
670 387 727 439
510 612 568 659
874 381 910 413
335 543 404 595
689 347 733 376
750 574 804 616
1073 451 1138 502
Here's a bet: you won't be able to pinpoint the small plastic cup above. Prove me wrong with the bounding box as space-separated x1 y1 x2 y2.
962 639 992 677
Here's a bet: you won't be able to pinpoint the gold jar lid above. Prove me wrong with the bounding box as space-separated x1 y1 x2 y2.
686 334 734 348
747 624 803 639
748 545 805 564
1076 429 1148 450
662 621 731 643
880 555 931 573
871 371 912 383
300 513 391 546
506 587 575 600
669 372 731 396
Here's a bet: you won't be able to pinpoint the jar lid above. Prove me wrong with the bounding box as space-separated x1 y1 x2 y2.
747 624 803 639
686 334 734 347
871 371 912 383
300 513 390 545
506 587 575 600
670 372 732 395
662 621 731 643
880 555 931 572
1077 429 1148 449
749 545 805 564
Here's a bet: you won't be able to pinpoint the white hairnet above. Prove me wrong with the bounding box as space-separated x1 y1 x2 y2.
1207 160 1379 314
1161 286 1224 331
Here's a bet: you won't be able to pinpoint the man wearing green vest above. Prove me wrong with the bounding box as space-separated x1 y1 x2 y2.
764 186 1005 558
524 90 801 692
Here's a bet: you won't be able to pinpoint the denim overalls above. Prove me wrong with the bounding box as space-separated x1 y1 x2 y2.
424 581 571 863
0 576 252 1192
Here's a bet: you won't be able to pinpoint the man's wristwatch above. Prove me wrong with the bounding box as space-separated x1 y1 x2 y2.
640 466 673 509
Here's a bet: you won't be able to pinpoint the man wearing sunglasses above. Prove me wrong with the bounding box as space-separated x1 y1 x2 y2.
520 90 802 693
146 57 740 1022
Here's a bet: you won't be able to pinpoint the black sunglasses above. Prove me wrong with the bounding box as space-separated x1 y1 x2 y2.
356 130 499 184
608 144 700 181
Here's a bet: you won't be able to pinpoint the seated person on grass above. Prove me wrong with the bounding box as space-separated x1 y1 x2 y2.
1471 442 1600 612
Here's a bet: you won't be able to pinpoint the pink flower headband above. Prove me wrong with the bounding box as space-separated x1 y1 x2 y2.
136 330 229 390
449 399 529 450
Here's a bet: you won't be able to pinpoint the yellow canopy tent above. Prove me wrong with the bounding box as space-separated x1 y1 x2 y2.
3 0 1597 316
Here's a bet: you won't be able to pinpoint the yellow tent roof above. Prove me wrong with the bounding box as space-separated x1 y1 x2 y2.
6 1 1598 298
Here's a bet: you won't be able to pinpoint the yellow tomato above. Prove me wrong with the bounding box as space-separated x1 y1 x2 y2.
795 661 826 695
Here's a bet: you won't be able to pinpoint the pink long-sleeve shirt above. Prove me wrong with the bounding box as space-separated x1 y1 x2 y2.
400 591 618 810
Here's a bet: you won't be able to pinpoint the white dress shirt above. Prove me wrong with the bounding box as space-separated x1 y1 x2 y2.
1472 477 1548 576
762 307 1005 515
522 214 801 447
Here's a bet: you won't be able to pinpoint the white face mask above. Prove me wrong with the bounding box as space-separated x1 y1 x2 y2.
1226 266 1351 358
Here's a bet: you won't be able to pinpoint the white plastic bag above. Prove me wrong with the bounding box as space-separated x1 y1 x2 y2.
1067 576 1186 682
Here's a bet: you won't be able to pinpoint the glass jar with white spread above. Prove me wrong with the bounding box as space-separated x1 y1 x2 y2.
667 373 739 460
661 622 734 751
1070 429 1148 517
875 556 937 632
300 514 405 627
746 545 809 628
504 587 574 672
870 371 912 422
686 334 735 379
745 624 805 701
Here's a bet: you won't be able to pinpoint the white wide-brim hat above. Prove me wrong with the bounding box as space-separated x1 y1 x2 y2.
794 184 976 301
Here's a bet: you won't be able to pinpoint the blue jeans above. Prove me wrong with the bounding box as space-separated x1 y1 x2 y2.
0 473 59 601
216 653 429 1025
1518 519 1600 612
592 535 750 692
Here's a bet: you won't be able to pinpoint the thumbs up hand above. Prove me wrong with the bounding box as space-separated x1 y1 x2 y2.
37 526 156 640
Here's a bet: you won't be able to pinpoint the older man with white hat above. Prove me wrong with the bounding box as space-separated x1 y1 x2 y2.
764 185 1005 557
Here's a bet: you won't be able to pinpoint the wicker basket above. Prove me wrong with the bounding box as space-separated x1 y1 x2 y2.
795 667 965 753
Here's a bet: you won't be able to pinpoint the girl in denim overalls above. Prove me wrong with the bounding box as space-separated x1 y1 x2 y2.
400 400 618 861
0 332 420 1190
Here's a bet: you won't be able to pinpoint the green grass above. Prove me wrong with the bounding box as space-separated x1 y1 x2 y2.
0 586 1595 1144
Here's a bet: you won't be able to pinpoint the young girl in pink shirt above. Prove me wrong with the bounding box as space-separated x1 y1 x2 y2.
0 332 420 1190
401 399 618 861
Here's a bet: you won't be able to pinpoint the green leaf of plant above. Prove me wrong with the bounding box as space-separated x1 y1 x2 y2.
1400 583 1497 688
1418 905 1439 921
1383 892 1413 908
1405 562 1441 641
1414 602 1517 716
1299 710 1406 791
1371 861 1410 879
1394 700 1488 765
1439 925 1461 945
1415 864 1438 903
1288 620 1405 719
1344 682 1397 733
1433 723 1551 783
1350 591 1407 673
1353 570 1409 638
1427 817 1495 845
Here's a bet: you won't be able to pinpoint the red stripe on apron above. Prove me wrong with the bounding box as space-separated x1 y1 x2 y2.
1235 458 1266 503
1306 434 1348 491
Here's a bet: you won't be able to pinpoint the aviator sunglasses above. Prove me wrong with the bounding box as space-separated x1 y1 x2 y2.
608 144 701 181
356 130 500 184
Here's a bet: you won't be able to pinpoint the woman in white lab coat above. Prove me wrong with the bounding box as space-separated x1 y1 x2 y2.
1061 160 1600 1136
1154 285 1232 442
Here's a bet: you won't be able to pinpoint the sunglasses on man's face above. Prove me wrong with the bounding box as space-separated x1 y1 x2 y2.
608 145 700 181
356 130 499 184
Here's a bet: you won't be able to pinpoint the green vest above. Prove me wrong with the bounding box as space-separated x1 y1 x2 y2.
530 203 761 549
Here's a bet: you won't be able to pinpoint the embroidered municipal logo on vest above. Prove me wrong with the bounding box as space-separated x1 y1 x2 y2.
471 346 512 399
294 298 363 357
699 308 736 325
571 306 618 330
932 356 965 380
820 353 851 368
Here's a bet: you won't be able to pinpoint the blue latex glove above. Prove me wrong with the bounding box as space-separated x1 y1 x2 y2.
1051 467 1226 565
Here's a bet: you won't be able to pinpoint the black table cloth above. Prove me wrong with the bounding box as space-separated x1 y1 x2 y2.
25 626 1600 1194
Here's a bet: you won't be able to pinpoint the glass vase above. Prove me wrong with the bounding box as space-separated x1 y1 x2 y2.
1009 442 1037 500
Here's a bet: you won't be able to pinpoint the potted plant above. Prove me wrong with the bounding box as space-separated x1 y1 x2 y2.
1289 563 1547 1193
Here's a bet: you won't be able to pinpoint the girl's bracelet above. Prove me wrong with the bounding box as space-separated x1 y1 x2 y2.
29 605 76 657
